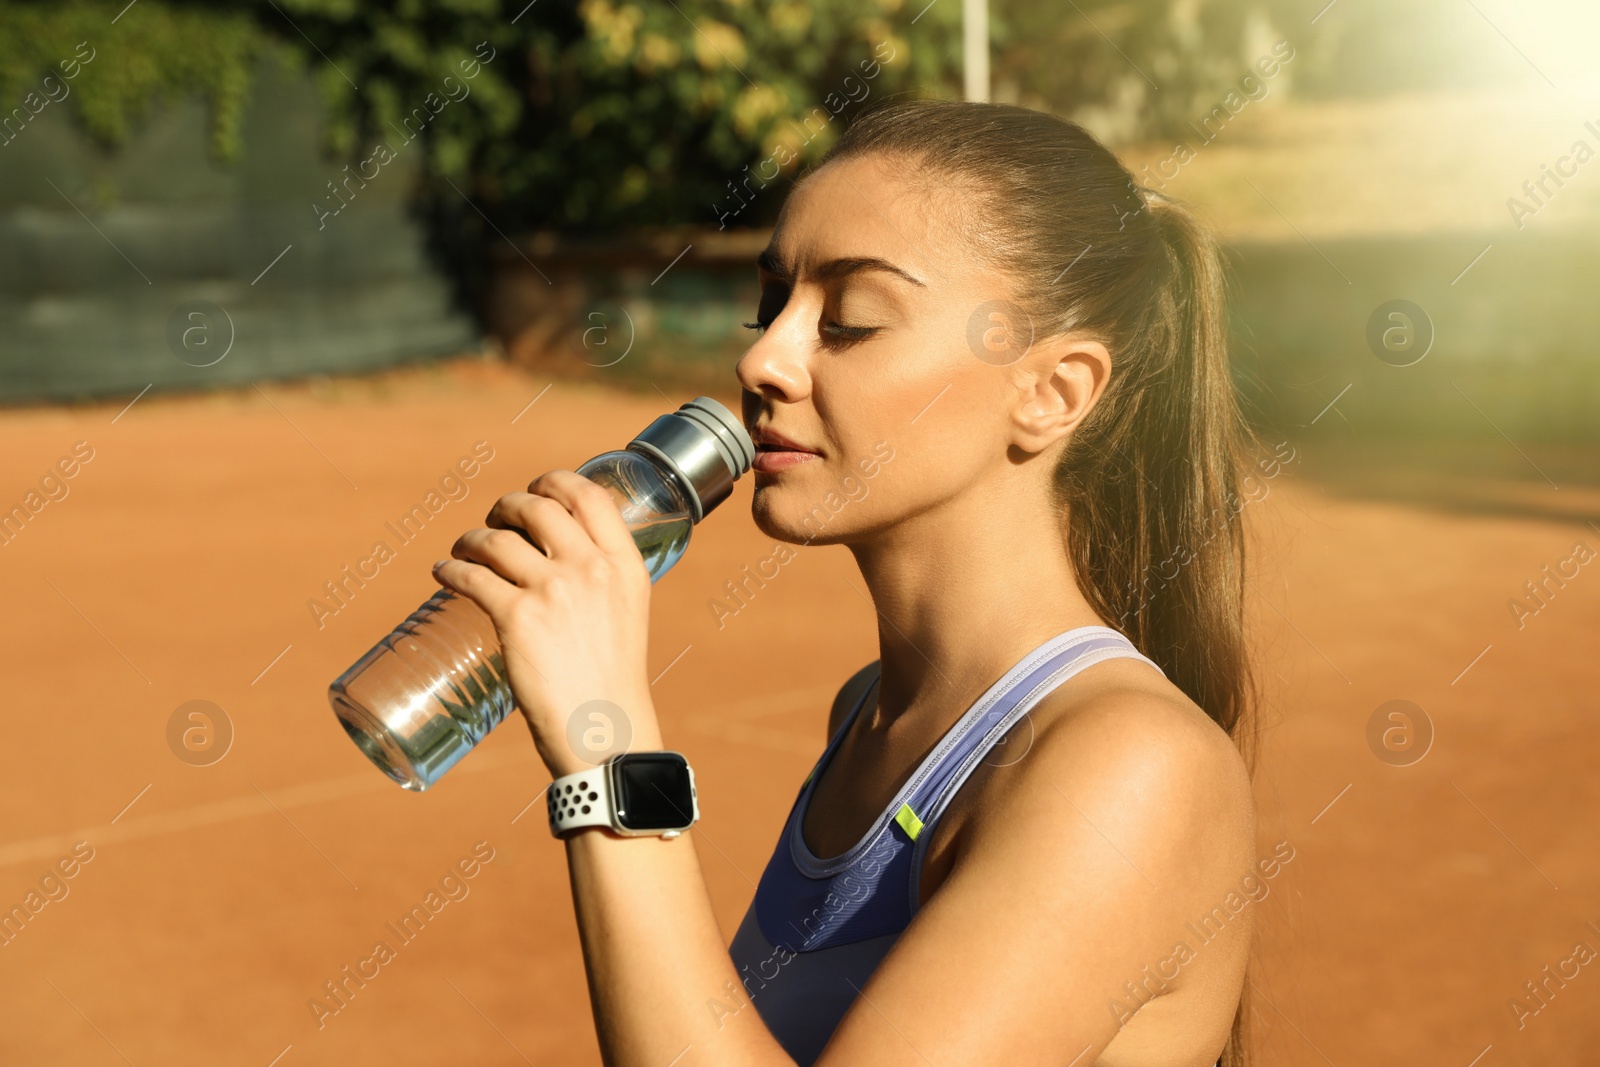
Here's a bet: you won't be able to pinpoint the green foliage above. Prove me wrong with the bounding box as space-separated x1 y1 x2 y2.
0 2 263 160
505 0 961 230
229 0 964 232
0 0 963 230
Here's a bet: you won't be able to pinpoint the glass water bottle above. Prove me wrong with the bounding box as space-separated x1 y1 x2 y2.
329 396 755 791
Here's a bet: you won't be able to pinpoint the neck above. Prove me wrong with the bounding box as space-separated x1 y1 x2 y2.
847 466 1106 730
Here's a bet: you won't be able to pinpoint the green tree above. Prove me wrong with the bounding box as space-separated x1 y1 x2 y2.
1 0 963 232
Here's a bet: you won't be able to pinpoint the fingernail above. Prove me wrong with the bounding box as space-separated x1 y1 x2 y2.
433 559 448 570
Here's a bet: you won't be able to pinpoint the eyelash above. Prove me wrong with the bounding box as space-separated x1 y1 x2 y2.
822 322 878 343
741 321 880 343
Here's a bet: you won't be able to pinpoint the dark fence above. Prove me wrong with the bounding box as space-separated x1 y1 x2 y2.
0 58 475 404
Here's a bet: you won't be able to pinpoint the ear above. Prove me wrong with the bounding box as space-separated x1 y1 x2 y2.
1006 333 1111 454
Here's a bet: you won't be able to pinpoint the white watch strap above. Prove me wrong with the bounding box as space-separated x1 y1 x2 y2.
547 765 613 837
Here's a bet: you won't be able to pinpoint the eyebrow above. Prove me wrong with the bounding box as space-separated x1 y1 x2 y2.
757 249 927 288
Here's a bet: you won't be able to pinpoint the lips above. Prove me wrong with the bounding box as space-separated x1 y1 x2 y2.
750 425 820 473
752 426 819 454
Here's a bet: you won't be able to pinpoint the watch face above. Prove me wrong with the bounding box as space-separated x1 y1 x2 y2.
612 753 695 832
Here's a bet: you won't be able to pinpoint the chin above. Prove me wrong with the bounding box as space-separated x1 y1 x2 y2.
749 483 846 546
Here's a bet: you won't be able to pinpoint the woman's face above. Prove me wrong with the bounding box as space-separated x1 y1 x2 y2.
736 152 1092 547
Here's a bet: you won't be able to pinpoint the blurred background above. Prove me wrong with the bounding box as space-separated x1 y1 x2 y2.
2 0 1597 1064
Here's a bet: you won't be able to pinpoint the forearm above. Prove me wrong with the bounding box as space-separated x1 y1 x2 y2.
563 826 796 1067
431 468 792 1061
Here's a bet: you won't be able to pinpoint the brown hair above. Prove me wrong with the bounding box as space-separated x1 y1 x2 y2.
816 99 1259 1065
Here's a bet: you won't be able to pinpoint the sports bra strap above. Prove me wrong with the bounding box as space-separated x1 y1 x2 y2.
895 629 1164 911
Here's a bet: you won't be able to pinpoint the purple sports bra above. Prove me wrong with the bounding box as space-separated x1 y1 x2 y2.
726 626 1166 1065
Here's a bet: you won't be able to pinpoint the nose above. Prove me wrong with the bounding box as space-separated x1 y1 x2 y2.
735 306 813 414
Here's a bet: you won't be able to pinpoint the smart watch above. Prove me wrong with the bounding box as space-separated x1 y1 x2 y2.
546 751 699 839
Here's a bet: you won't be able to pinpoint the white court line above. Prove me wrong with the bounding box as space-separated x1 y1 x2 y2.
251 643 293 685
0 688 838 869
0 750 529 869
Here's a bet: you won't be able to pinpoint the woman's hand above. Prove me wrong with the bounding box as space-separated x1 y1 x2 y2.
432 469 661 778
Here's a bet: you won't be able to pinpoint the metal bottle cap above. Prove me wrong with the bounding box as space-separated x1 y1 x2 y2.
626 396 755 522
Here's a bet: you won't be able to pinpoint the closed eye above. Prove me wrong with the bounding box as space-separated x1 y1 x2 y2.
745 321 880 345
822 323 878 342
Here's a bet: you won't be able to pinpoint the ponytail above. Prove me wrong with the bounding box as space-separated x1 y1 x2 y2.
1060 193 1259 755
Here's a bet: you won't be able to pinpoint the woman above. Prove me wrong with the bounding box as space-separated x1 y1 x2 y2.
435 100 1260 1066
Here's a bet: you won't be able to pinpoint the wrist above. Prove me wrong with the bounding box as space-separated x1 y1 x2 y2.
532 697 661 779
542 731 665 779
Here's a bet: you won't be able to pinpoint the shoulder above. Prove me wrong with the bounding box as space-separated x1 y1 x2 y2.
1039 663 1252 818
814 664 1255 1062
958 660 1255 913
826 659 879 741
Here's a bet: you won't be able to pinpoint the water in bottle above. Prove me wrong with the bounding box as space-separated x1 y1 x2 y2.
329 396 755 791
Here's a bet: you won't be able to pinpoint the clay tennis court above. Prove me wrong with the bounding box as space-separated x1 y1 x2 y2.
2 358 1597 1065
